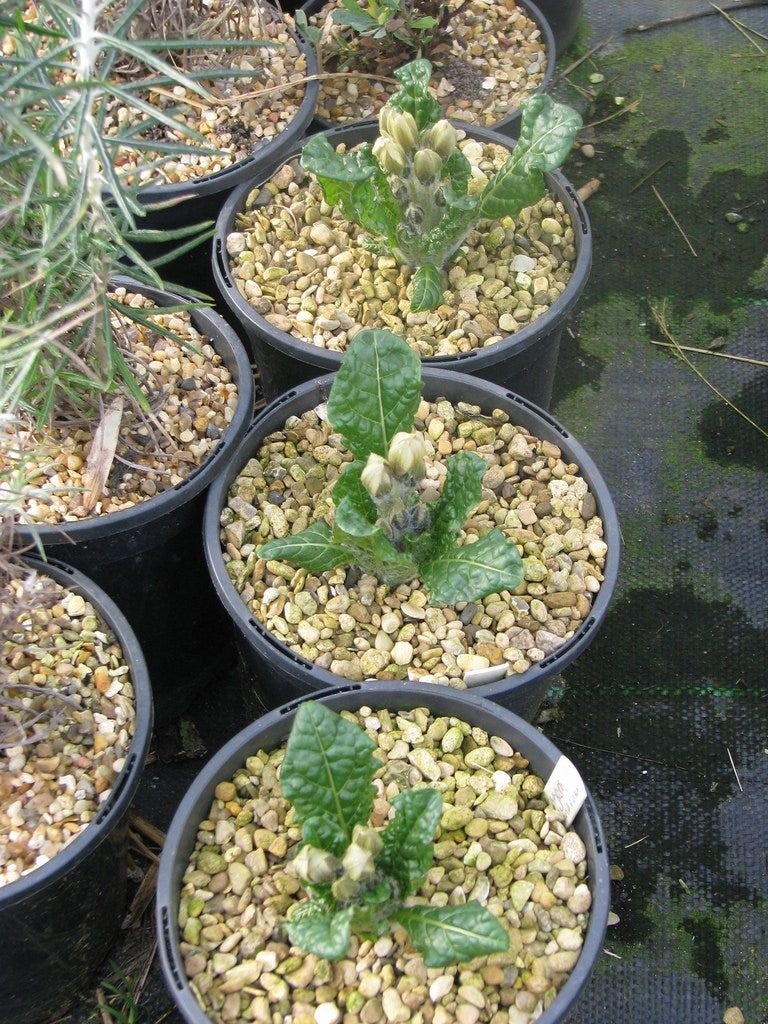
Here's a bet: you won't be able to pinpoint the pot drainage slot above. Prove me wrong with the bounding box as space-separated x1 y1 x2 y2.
94 752 137 824
161 905 186 990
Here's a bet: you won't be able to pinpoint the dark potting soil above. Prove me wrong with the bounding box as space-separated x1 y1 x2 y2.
54 0 767 1021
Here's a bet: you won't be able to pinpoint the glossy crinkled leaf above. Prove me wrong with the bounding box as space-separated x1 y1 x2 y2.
287 904 354 961
378 789 442 896
421 528 523 605
478 94 582 222
394 902 509 967
302 816 348 855
428 451 486 551
336 527 419 588
388 58 442 131
281 702 378 855
410 264 445 312
335 497 379 537
259 521 352 573
301 138 400 245
327 329 421 458
442 149 472 195
333 462 378 526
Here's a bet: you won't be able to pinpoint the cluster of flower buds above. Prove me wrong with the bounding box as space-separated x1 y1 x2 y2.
331 825 384 901
373 104 459 185
360 431 427 499
288 844 340 885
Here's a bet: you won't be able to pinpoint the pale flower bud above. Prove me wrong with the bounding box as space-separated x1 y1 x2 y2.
378 105 395 138
350 823 383 855
413 148 443 183
388 110 419 152
373 137 407 176
361 452 393 497
387 431 426 479
289 844 340 884
332 873 360 901
427 119 458 159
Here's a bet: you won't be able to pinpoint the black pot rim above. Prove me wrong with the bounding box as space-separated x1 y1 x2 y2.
212 118 592 373
301 0 556 135
0 556 153 909
14 277 255 546
135 14 319 204
156 681 611 1024
203 368 620 701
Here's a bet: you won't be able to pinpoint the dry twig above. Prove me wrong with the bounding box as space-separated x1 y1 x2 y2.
629 159 671 194
130 813 166 848
557 38 613 79
708 0 766 51
651 186 698 257
726 746 744 792
650 301 768 441
626 0 767 33
650 340 768 366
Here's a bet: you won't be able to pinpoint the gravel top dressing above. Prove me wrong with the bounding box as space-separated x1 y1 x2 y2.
0 574 136 888
4 289 239 525
227 138 575 359
179 704 591 1024
220 396 606 687
78 9 306 186
307 0 547 128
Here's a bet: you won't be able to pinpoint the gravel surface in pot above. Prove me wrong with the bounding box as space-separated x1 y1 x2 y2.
226 139 575 358
0 572 136 887
219 396 606 686
306 0 547 128
178 703 592 1024
4 288 239 524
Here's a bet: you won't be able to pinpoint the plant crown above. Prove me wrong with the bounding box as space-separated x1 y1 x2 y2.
280 700 510 965
259 330 524 605
296 0 453 57
300 59 581 312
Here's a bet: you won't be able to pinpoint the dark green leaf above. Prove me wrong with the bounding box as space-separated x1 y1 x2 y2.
442 149 471 195
410 264 445 312
332 8 380 30
281 702 379 856
411 15 438 27
378 789 442 896
479 95 582 221
421 529 524 604
334 527 419 590
336 497 379 537
327 329 421 458
333 462 378 524
288 904 354 961
394 902 509 967
301 138 400 245
302 816 348 855
388 59 442 132
427 451 486 553
259 521 353 573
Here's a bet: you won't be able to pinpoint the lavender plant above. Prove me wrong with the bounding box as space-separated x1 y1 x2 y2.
259 330 523 605
300 59 581 311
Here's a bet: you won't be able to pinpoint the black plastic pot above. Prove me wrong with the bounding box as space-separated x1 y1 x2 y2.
300 0 556 138
531 0 583 55
156 682 610 1024
15 279 254 724
0 557 153 1024
212 120 592 411
131 18 319 234
203 370 619 722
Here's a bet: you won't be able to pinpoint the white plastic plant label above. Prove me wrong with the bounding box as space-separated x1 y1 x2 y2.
544 756 587 827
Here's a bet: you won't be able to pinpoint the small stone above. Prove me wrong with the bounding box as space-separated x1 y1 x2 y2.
227 861 252 895
479 790 518 820
510 880 535 911
382 988 409 1023
429 976 454 1001
556 927 584 951
215 781 236 802
581 143 595 158
568 883 592 914
441 805 475 830
562 832 587 864
723 1009 745 1024
309 222 335 246
442 726 465 753
408 747 441 782
391 641 414 666
315 1002 341 1024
